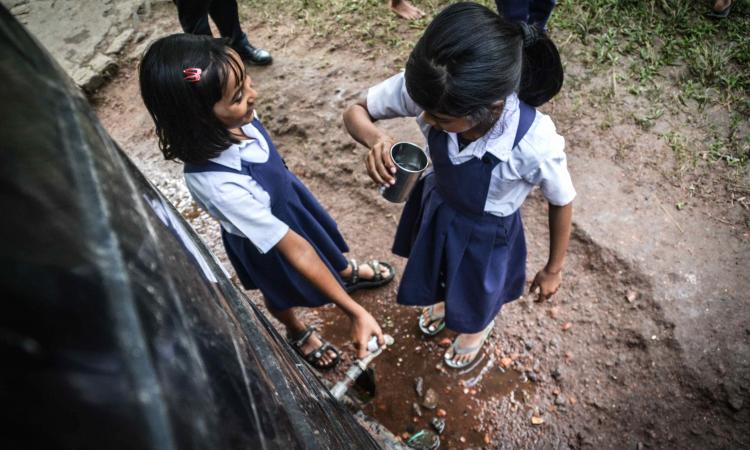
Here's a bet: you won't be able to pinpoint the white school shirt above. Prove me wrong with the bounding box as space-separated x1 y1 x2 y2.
366 72 576 216
184 121 289 254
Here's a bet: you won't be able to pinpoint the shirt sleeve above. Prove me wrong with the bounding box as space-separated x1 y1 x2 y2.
366 72 423 120
521 115 576 206
211 178 289 254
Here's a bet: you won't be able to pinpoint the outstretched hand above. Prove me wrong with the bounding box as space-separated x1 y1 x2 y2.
350 309 385 359
530 267 562 302
365 136 397 187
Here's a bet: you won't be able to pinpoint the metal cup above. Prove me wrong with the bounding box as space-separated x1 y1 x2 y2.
381 142 429 203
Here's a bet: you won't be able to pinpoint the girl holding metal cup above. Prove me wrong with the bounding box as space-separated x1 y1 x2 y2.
344 2 575 369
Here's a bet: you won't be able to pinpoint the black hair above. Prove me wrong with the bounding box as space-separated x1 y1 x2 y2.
404 2 563 125
139 33 244 164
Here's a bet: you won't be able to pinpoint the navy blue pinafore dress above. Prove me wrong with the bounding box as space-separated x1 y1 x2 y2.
184 118 349 311
392 102 536 333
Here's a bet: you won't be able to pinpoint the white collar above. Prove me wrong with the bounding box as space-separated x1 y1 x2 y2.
208 120 269 170
446 94 521 162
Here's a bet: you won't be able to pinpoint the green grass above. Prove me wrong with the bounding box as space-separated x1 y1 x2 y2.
243 0 749 183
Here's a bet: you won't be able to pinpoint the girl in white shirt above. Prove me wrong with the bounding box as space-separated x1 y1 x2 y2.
140 34 395 371
344 2 574 369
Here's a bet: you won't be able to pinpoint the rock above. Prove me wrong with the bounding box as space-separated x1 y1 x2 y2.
562 322 573 332
551 367 563 381
105 29 134 55
431 417 445 434
626 291 637 303
531 416 545 425
500 357 513 368
484 434 492 445
413 402 422 417
407 429 440 450
401 432 410 441
548 306 560 319
526 371 538 383
415 377 424 397
438 338 452 348
422 388 438 410
555 395 566 406
459 436 466 443
436 408 447 417
728 394 744 412
524 339 535 350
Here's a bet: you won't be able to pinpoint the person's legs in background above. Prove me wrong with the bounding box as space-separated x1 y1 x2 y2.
495 0 556 30
173 0 272 65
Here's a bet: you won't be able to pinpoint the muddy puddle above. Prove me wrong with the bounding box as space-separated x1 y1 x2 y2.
316 288 533 448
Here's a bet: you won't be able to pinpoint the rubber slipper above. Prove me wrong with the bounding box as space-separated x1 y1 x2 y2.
343 259 396 293
443 320 495 369
418 305 446 336
288 326 341 371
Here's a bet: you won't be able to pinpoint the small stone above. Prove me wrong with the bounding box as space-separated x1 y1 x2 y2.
728 394 744 412
626 291 637 303
569 396 577 405
548 306 560 319
526 371 538 383
562 322 573 331
500 357 513 368
555 395 566 406
401 432 410 440
551 367 563 381
422 388 438 410
531 416 544 425
459 436 466 443
415 377 424 397
413 402 423 417
436 408 447 417
524 339 535 350
438 338 452 348
431 417 446 434
484 434 492 445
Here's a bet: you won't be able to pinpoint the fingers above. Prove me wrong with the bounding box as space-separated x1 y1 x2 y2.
375 327 385 347
356 337 368 359
372 143 395 186
366 151 386 185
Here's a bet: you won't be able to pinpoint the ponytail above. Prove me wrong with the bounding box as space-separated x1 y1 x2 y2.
404 2 563 124
517 22 563 107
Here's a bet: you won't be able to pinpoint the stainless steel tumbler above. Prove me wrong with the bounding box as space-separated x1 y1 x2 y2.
381 142 429 203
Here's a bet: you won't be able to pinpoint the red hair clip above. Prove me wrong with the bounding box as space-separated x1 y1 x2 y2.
183 67 202 83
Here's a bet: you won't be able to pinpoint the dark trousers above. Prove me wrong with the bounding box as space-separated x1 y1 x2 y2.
496 0 556 29
173 0 245 46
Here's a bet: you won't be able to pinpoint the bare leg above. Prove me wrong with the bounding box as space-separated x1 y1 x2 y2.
268 306 337 365
389 0 425 20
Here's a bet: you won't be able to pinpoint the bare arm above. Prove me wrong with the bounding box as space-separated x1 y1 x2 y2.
530 202 573 301
276 228 384 357
343 98 397 187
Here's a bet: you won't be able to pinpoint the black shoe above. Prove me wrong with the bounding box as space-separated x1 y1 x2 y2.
232 33 272 65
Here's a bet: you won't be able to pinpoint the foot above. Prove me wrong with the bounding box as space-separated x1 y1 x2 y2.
443 321 495 369
288 326 340 370
300 332 338 366
340 260 391 281
340 259 396 293
419 302 445 335
232 33 273 65
389 0 425 20
712 0 731 13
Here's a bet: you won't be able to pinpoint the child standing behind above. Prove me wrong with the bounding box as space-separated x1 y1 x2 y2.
140 34 395 370
344 2 574 369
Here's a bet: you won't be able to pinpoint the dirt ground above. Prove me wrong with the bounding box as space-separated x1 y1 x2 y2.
85 2 749 449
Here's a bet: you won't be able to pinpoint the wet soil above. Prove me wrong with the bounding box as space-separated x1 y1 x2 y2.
91 2 749 448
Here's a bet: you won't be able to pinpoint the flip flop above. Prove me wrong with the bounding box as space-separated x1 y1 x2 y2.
288 326 341 371
342 259 396 293
443 320 495 370
418 305 446 336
